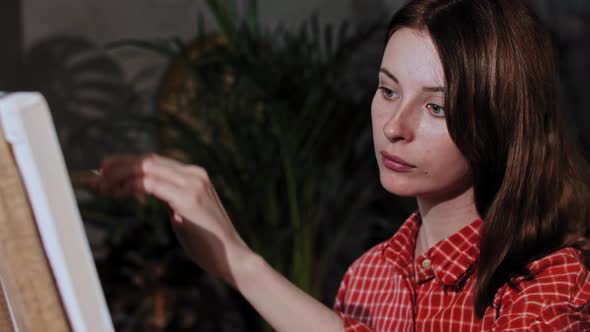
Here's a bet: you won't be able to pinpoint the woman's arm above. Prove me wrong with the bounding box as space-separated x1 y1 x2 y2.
93 154 344 332
233 251 343 332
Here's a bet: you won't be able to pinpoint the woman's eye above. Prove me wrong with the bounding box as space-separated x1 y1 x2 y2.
427 103 446 117
378 87 398 100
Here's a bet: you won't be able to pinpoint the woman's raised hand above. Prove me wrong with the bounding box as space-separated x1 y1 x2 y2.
92 154 344 332
91 154 251 286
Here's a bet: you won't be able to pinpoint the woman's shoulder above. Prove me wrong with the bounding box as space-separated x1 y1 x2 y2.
498 247 590 309
492 247 590 328
523 247 588 286
344 216 419 277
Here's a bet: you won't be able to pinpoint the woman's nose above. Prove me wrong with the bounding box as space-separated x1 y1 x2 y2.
383 104 415 143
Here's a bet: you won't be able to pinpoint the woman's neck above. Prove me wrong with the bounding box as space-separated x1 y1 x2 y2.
414 186 480 258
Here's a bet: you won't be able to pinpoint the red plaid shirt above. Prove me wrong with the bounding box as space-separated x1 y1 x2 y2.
334 213 590 331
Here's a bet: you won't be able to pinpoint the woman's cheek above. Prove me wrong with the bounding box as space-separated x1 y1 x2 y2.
370 95 380 121
371 98 391 131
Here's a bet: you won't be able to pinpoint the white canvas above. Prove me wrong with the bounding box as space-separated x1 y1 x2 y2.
0 92 114 332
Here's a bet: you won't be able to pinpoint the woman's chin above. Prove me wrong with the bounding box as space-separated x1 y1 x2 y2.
379 173 420 197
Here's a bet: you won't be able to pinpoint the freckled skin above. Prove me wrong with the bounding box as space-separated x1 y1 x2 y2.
372 28 471 201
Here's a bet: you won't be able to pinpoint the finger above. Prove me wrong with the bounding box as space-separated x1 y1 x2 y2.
99 154 186 194
133 172 189 213
109 164 180 199
139 154 191 188
98 155 141 193
110 174 141 198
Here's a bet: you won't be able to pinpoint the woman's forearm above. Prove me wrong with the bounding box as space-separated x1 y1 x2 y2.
92 155 342 331
232 250 344 332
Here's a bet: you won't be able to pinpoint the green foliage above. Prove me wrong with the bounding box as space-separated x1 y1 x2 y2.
84 1 385 330
156 0 376 295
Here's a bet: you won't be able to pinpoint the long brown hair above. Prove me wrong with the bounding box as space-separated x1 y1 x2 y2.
386 0 590 318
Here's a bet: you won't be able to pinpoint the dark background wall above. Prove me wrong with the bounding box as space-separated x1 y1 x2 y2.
4 0 406 171
3 0 589 168
0 0 22 90
17 0 396 99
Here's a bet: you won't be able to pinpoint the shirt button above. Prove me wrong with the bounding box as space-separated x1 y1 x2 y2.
421 259 432 270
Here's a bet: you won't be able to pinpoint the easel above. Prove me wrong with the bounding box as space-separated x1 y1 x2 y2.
0 126 71 331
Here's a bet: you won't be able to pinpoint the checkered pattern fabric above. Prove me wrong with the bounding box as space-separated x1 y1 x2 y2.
334 213 590 331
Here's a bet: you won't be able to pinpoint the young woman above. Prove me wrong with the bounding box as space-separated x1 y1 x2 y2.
93 0 590 330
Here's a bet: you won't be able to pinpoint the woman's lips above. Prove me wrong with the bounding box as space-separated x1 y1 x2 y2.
380 151 416 172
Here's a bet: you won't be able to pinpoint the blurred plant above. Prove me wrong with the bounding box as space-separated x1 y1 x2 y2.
78 0 401 331
21 35 147 170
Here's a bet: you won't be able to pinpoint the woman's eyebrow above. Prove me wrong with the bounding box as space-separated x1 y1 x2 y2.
423 86 444 93
379 68 398 83
380 67 444 92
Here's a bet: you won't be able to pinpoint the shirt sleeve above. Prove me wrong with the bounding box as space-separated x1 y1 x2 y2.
337 315 376 332
333 264 378 332
491 248 590 331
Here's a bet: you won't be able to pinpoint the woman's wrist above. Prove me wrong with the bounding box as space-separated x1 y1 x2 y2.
224 239 262 289
223 244 344 332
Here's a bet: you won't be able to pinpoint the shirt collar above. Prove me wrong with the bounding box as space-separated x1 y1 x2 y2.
382 212 421 278
382 211 483 288
423 218 483 287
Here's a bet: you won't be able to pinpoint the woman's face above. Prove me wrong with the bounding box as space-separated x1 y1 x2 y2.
372 28 471 200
